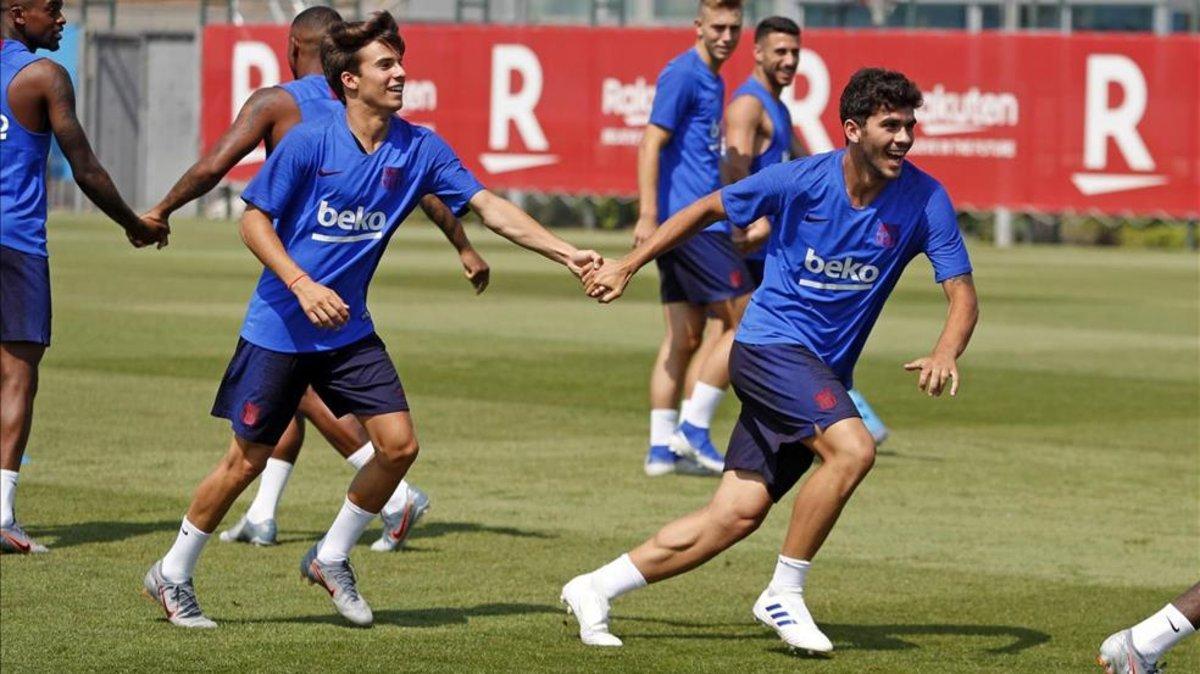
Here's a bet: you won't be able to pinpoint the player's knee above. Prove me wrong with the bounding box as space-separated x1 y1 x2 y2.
711 501 768 541
833 437 876 476
374 436 419 471
667 331 702 355
0 368 36 401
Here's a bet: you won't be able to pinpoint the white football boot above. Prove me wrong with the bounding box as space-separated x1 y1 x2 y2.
560 574 623 647
752 586 833 654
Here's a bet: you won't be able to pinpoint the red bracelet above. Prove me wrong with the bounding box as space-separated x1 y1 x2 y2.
287 273 309 289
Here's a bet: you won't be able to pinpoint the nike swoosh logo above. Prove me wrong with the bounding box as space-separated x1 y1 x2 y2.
1168 616 1181 633
1 531 30 552
317 169 343 177
804 215 828 222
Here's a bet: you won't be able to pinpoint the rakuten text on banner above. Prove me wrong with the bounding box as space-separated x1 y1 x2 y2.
201 26 1200 217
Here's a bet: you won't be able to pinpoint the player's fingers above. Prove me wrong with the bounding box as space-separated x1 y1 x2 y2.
903 359 922 371
917 367 931 392
948 369 960 396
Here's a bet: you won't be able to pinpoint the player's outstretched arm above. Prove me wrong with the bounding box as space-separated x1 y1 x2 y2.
466 190 600 278
38 61 167 248
586 191 726 303
419 195 490 294
632 125 672 248
148 88 292 221
903 273 978 397
239 205 349 329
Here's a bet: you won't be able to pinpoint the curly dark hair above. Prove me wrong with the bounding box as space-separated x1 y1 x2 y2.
321 11 405 103
838 68 923 130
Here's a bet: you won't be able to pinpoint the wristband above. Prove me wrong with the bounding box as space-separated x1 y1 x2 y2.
287 273 309 290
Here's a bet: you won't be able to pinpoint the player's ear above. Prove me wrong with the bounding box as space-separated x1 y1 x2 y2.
843 119 862 145
340 70 358 97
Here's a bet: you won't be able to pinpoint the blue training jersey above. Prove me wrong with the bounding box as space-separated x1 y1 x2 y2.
721 149 973 386
1 39 52 257
648 48 725 233
279 73 341 123
729 77 794 261
239 113 484 353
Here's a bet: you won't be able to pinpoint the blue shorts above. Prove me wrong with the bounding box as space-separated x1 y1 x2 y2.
211 333 408 445
0 245 51 346
744 257 765 288
656 231 751 305
725 341 861 502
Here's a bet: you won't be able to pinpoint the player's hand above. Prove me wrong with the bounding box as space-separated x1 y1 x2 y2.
291 277 350 329
129 212 171 249
733 219 769 255
585 257 635 303
903 352 960 397
567 249 603 280
460 247 490 294
631 215 657 250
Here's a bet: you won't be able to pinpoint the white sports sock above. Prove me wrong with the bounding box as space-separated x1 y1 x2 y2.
649 409 678 447
381 479 410 517
590 553 647 601
317 497 376 564
682 382 725 429
345 443 375 470
0 469 18 528
1131 603 1196 662
160 518 211 583
243 458 294 524
769 555 811 593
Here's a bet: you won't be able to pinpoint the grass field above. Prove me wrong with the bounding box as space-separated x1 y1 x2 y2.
1 213 1197 673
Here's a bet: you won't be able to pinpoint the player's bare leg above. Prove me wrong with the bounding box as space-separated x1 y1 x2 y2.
1099 582 1200 673
562 470 771 645
671 294 749 473
219 416 304 545
0 342 48 553
779 418 876 560
645 303 705 475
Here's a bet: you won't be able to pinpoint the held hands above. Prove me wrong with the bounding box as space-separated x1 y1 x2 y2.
129 211 171 249
583 258 634 304
459 247 490 295
566 249 604 279
291 276 350 330
903 351 960 397
732 220 768 255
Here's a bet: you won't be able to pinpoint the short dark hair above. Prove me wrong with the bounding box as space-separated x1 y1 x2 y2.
321 11 405 103
839 67 923 128
755 16 799 42
291 5 342 37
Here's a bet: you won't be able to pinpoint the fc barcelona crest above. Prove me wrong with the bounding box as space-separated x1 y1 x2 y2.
382 166 403 191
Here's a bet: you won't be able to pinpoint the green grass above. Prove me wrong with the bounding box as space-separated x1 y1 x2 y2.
1 213 1197 672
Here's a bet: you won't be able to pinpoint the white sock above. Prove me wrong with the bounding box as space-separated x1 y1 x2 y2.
243 458 293 524
769 555 811 593
1131 603 1196 662
590 553 647 601
0 469 18 528
682 382 725 429
317 497 376 564
160 518 211 583
381 479 411 517
345 443 375 470
650 409 678 447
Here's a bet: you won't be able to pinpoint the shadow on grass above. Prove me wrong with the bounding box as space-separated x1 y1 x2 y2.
276 520 556 547
26 519 180 549
230 602 559 628
620 616 1049 655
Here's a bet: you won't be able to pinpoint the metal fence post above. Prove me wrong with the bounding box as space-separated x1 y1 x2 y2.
995 207 1014 247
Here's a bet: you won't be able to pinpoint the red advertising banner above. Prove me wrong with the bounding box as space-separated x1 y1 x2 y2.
201 25 1200 217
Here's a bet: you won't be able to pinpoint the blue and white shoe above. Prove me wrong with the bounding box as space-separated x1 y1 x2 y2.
644 445 678 477
218 516 277 546
668 421 725 475
752 586 833 654
847 389 889 445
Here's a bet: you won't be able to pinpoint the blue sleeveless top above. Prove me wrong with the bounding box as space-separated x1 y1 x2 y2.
279 74 342 124
1 39 52 257
730 77 794 261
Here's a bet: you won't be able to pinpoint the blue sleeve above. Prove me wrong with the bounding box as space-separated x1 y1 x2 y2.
922 185 973 283
719 162 790 228
648 65 693 133
241 131 315 218
422 133 485 217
